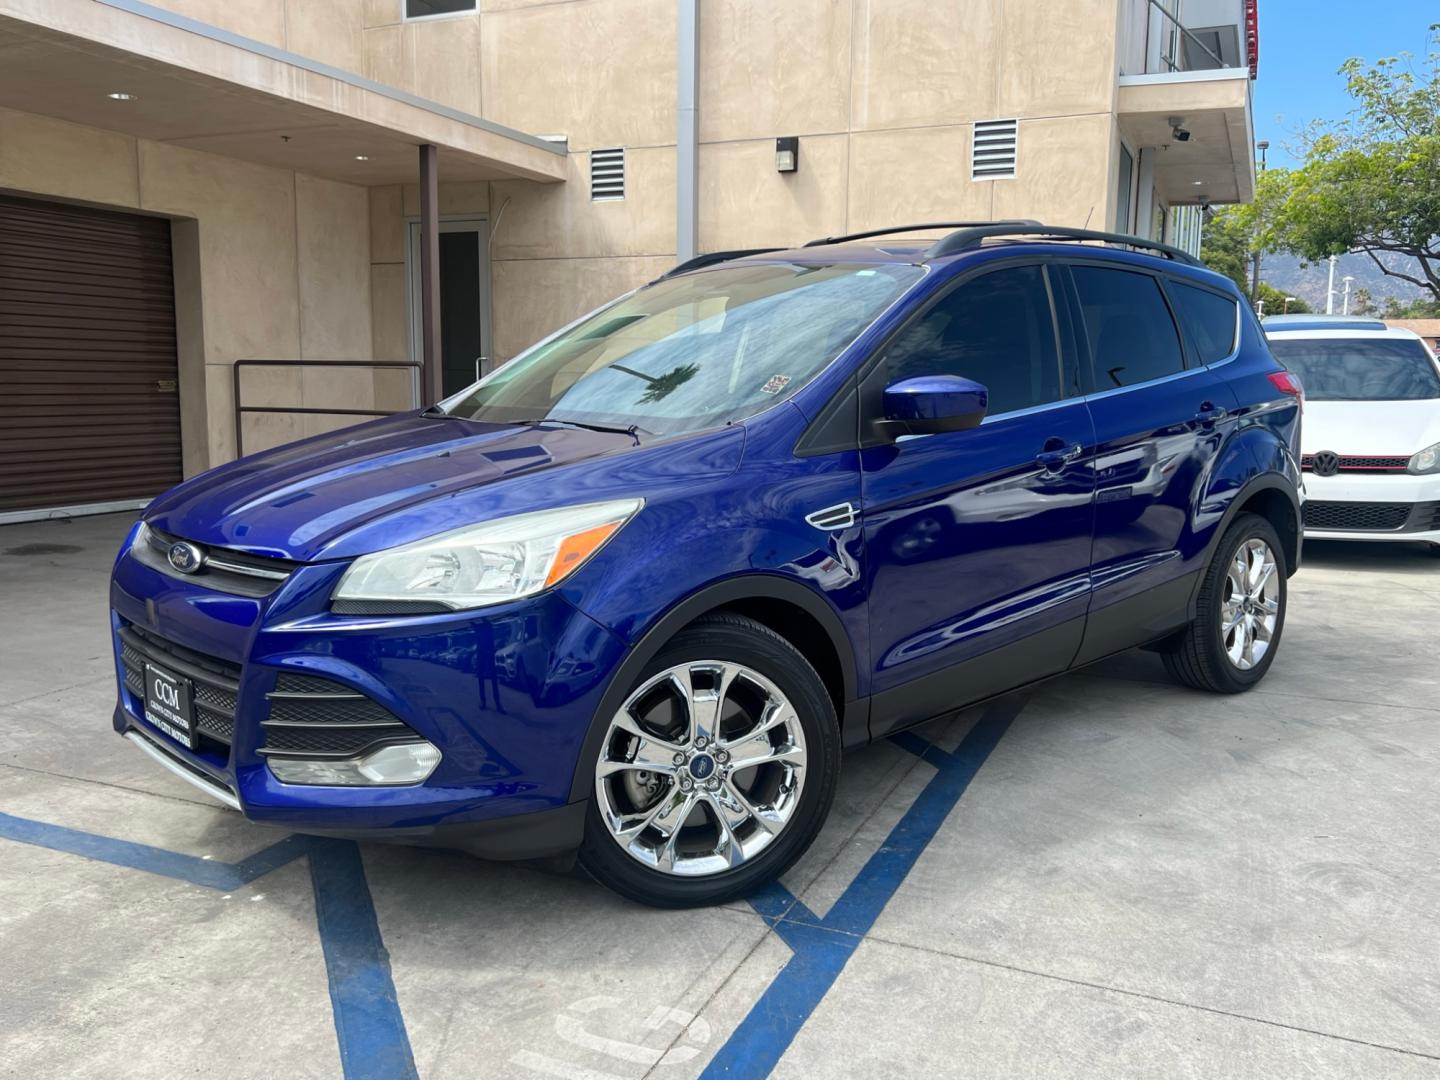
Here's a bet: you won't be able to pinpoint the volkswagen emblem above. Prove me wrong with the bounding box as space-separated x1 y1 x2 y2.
1311 450 1341 477
167 541 205 574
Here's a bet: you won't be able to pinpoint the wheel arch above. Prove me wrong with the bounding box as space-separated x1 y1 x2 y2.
1189 472 1301 618
566 575 863 804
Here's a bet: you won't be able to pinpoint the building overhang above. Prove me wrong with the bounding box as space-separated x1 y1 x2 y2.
1117 69 1254 207
0 0 567 186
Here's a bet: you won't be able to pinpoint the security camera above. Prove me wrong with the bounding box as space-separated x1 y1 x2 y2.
1168 116 1191 142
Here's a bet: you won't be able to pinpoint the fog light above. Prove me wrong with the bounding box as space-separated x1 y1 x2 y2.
267 741 441 786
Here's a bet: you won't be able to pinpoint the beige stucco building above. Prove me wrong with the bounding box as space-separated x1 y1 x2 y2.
0 0 1258 521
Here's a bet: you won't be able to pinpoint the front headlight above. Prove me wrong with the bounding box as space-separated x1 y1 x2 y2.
1409 442 1440 474
332 498 643 611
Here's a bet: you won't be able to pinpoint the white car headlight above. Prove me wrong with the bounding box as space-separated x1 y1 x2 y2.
332 498 643 611
1409 442 1440 475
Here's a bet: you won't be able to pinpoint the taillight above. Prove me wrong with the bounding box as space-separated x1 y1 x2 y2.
1268 370 1303 404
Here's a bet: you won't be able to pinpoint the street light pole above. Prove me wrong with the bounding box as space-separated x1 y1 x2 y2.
1342 276 1354 315
1250 140 1269 302
1326 254 1338 314
1283 296 1298 314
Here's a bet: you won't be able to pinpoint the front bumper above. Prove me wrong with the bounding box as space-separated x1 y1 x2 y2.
1300 472 1440 543
110 528 629 856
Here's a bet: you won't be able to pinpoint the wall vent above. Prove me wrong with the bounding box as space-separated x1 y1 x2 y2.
590 148 625 200
971 119 1018 180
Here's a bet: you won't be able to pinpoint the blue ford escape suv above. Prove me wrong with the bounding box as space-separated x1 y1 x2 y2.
111 223 1303 907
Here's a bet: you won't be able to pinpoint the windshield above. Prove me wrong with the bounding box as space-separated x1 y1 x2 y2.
1268 338 1440 401
439 261 923 434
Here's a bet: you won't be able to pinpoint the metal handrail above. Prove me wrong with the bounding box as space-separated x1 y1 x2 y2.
1146 0 1231 73
232 359 422 457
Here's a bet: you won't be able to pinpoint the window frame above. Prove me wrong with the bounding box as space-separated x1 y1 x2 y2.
1057 259 1194 398
845 259 1078 449
402 0 477 23
1161 275 1242 369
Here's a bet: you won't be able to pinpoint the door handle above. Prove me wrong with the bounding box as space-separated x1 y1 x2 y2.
1035 442 1083 471
1194 402 1229 425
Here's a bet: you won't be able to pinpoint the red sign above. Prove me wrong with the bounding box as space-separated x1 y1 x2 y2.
1246 0 1260 79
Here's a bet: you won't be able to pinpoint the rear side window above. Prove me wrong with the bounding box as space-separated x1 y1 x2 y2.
1169 281 1239 363
885 265 1062 414
1071 266 1186 392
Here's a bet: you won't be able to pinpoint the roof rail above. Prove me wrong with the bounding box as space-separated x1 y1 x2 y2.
804 220 1042 248
659 248 784 279
925 224 1203 266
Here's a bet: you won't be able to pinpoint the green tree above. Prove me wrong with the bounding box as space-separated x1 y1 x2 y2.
1263 26 1440 303
1199 169 1289 298
1199 205 1254 294
1382 294 1440 318
1255 282 1311 316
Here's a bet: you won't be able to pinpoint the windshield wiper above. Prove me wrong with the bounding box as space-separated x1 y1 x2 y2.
514 417 647 437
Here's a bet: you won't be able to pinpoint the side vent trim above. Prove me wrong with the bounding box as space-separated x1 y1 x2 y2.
590 147 625 201
805 502 858 531
971 119 1018 181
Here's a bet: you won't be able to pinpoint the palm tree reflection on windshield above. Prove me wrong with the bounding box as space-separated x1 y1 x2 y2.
608 362 701 405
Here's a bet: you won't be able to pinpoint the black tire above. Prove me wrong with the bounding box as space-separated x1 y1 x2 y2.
578 613 840 908
1161 512 1288 693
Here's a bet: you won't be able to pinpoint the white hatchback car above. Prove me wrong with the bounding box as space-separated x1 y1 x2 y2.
1263 317 1440 554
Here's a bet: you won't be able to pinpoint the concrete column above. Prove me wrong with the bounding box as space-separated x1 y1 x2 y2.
418 144 442 405
676 0 698 263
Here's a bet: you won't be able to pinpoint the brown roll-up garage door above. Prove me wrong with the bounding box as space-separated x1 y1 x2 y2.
0 193 182 516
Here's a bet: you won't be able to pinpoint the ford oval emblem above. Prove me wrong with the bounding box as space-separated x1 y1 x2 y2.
167 541 205 574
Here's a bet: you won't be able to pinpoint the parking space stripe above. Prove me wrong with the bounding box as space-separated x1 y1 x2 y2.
309 840 420 1080
0 809 314 889
698 696 1024 1078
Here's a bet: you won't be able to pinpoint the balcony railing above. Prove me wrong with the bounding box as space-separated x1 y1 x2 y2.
1121 0 1258 79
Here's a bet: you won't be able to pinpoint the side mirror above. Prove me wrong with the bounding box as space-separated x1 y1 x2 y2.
881 375 988 437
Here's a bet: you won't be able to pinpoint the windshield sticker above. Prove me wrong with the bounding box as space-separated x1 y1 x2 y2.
760 374 791 395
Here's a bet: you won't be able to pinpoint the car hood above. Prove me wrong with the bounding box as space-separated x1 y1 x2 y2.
144 412 744 562
1300 400 1440 457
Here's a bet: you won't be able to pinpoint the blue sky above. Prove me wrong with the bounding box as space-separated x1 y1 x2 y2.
1254 1 1437 168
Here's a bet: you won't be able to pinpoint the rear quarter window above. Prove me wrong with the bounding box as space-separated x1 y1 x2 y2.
1168 281 1238 364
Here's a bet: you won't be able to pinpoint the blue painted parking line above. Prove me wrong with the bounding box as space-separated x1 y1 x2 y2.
699 695 1025 1078
0 809 316 889
0 811 418 1080
309 839 419 1080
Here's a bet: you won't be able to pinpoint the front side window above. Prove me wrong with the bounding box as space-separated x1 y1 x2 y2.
1266 338 1440 401
884 265 1063 415
1072 265 1186 392
440 262 923 435
1169 280 1238 363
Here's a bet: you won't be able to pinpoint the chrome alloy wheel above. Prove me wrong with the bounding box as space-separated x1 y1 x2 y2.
594 661 808 877
1221 537 1280 670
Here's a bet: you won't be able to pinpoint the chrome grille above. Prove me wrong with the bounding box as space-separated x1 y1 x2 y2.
135 525 297 597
